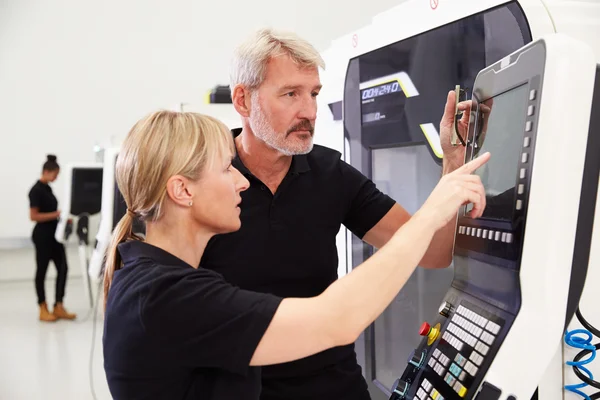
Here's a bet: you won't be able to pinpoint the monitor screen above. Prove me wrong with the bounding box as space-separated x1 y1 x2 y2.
70 168 103 215
471 83 529 221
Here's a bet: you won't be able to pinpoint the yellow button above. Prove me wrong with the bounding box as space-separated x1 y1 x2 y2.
432 390 439 399
459 386 468 397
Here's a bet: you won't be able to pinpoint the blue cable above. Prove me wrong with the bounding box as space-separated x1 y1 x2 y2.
565 328 597 400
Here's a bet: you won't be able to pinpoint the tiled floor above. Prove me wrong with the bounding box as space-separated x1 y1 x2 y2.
0 271 112 399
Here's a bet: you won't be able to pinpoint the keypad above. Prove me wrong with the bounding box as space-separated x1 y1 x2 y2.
428 304 504 399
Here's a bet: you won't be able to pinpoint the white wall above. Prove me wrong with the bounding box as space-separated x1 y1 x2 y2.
0 0 404 242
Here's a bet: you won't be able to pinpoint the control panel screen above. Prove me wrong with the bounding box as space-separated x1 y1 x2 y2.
471 83 529 221
360 80 406 126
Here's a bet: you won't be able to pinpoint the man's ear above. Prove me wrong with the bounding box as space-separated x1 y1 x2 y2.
232 84 252 118
165 175 193 208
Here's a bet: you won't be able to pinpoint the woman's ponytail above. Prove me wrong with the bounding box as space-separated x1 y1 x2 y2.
103 211 137 310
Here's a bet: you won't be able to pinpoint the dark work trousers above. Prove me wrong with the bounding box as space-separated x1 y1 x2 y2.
32 230 68 305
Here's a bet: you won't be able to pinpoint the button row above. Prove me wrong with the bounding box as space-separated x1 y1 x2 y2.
453 314 483 338
457 226 513 243
457 305 489 328
447 323 477 348
442 331 464 351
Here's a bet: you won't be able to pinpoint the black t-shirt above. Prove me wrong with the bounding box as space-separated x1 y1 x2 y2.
103 241 282 400
28 180 58 235
200 134 396 399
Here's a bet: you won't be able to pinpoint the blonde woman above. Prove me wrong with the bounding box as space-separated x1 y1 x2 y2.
102 110 489 399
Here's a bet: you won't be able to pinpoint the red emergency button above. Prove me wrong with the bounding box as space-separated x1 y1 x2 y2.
419 322 431 336
419 321 441 344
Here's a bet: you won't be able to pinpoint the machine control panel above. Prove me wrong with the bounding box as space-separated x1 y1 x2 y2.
389 291 512 400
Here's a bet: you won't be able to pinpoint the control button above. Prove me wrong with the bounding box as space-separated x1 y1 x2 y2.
459 386 467 398
529 89 537 100
465 361 477 376
522 153 528 163
494 231 501 241
526 121 533 132
516 200 523 210
431 389 440 399
445 372 457 387
506 233 513 243
454 353 467 367
524 137 531 147
466 227 471 235
471 229 476 237
476 228 482 237
435 364 445 376
449 363 461 377
477 341 490 355
420 322 440 343
423 378 432 392
520 168 526 179
459 371 467 381
486 321 501 335
428 357 437 369
527 105 535 116
459 226 465 235
501 232 507 242
392 379 409 396
482 229 488 239
439 354 450 367
439 301 452 318
487 230 494 240
419 322 431 336
518 184 525 195
417 388 427 400
433 348 441 359
409 350 425 368
481 331 495 346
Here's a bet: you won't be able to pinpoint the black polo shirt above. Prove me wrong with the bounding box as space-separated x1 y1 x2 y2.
103 240 282 400
200 130 396 399
28 180 58 235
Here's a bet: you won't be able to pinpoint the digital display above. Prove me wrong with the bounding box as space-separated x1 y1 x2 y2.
361 81 401 100
361 81 406 126
470 83 529 221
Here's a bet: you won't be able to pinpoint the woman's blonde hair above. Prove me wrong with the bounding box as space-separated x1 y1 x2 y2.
103 111 234 308
230 28 325 91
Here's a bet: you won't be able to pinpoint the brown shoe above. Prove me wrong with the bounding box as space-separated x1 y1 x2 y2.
52 302 76 320
39 302 57 322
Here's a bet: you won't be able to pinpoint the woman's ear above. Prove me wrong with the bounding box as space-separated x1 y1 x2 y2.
166 175 194 208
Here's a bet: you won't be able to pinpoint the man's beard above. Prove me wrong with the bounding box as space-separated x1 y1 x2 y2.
249 95 314 156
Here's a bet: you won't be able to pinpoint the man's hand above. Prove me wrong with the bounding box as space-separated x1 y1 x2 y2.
439 90 473 173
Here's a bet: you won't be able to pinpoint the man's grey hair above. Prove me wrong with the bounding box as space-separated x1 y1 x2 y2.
230 28 326 91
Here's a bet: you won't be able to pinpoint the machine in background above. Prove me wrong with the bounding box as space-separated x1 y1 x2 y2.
55 164 103 307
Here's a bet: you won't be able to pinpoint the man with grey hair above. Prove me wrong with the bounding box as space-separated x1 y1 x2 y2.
201 28 471 400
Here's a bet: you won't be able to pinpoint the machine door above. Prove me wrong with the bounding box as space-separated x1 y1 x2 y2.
342 2 532 398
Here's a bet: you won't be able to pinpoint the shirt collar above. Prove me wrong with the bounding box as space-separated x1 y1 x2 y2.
118 240 193 269
231 128 311 177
